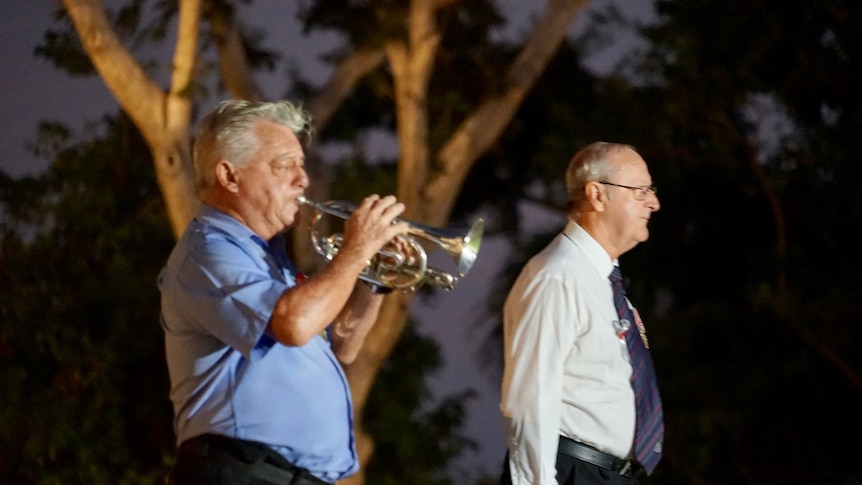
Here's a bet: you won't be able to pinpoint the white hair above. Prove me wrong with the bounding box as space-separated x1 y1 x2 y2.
192 100 314 196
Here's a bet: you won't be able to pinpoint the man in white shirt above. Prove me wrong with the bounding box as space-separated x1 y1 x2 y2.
500 142 663 484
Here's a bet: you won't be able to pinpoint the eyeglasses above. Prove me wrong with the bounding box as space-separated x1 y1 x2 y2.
598 181 657 201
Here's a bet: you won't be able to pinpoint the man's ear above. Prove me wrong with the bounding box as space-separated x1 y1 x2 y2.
585 181 607 212
214 160 240 193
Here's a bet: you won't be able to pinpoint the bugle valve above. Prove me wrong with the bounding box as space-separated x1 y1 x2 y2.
297 196 483 292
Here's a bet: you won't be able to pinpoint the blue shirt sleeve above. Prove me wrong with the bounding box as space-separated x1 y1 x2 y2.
168 227 292 360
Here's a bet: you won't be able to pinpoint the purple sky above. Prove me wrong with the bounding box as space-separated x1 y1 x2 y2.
0 1 654 479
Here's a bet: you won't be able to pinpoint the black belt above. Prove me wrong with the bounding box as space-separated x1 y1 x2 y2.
178 433 331 485
557 436 642 478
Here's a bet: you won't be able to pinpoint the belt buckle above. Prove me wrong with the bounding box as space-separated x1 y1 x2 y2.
618 461 632 476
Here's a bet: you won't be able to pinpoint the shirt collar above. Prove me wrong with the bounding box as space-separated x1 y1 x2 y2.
196 203 295 275
562 219 618 279
197 203 259 242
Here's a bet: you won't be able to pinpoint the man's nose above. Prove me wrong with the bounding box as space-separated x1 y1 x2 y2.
648 192 660 211
296 167 310 188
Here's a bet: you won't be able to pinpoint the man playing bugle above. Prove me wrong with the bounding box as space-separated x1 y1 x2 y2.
159 99 408 484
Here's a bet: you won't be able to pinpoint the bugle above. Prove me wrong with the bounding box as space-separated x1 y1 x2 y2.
297 196 483 292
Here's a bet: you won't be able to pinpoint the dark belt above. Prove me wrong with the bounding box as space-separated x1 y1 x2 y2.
178 433 331 485
557 436 642 478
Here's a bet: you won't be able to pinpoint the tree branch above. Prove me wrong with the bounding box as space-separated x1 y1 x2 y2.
62 0 168 147
64 0 202 236
389 0 442 216
207 3 264 101
306 47 386 131
424 0 589 225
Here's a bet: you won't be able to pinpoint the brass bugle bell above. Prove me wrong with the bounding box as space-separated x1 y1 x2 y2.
297 196 483 291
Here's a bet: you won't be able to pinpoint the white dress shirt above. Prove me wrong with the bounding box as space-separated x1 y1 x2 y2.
500 220 636 484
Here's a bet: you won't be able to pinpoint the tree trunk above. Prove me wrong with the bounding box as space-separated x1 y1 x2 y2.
340 292 415 485
341 2 590 481
62 0 201 237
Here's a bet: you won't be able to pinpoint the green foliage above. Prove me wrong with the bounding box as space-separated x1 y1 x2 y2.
36 0 281 101
363 324 477 485
0 113 176 483
201 0 282 72
296 0 515 158
482 1 862 483
37 1 170 77
461 36 604 236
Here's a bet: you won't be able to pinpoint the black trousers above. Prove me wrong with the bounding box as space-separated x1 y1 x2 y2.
500 451 639 485
168 434 331 485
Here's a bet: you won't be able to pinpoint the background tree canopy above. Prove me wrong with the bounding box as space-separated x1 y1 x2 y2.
481 1 862 483
2 0 861 484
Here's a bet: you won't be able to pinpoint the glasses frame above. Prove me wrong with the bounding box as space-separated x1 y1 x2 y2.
598 181 657 201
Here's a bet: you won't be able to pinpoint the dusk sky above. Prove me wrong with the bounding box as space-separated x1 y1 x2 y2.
0 1 654 479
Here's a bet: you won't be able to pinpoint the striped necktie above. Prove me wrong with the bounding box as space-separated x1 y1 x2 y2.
609 266 664 475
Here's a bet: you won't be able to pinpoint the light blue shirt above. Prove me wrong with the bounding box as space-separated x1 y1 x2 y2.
158 204 357 482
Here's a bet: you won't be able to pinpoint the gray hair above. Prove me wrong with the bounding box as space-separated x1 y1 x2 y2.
565 141 635 210
193 99 314 195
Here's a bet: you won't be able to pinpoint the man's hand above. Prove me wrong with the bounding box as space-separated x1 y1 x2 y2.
339 194 410 265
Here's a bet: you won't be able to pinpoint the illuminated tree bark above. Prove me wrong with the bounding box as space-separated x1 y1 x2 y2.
62 0 200 237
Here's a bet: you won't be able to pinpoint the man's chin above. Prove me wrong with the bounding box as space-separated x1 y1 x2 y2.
274 218 298 236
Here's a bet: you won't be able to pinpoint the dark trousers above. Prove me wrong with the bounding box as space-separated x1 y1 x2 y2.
500 451 639 485
168 434 331 485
